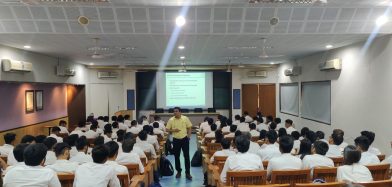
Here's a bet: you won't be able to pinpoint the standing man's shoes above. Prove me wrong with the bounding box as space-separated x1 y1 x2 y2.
176 172 181 178
186 173 193 180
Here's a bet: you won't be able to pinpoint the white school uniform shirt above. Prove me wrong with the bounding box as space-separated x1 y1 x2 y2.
3 162 24 175
381 155 392 169
115 152 144 173
70 130 85 137
326 144 342 158
135 141 157 158
221 126 230 133
49 134 63 143
84 130 99 139
73 162 121 187
267 153 302 177
220 152 263 183
238 123 250 132
368 146 382 155
257 144 281 161
137 135 159 151
302 154 334 171
70 146 78 158
0 144 14 156
102 134 112 143
118 123 128 130
292 140 300 153
46 159 79 173
4 165 61 187
199 122 211 134
244 115 253 123
7 150 17 166
224 133 235 138
105 160 129 174
285 126 297 135
204 131 216 138
124 120 132 128
250 130 259 137
339 142 348 151
142 120 150 126
232 120 240 126
210 149 236 163
359 151 380 165
132 146 147 159
59 126 69 134
337 164 373 183
276 123 284 130
257 123 269 131
127 126 142 134
70 152 93 164
153 128 164 137
98 120 107 129
248 141 261 155
45 151 57 165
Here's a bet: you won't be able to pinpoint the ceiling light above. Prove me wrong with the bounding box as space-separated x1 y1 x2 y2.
175 16 186 27
178 45 185 50
238 64 245 68
270 62 275 64
89 63 94 65
376 15 389 27
180 56 186 60
23 45 31 49
325 45 333 49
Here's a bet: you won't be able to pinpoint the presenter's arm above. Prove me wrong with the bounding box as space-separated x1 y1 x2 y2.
166 120 180 133
186 117 193 139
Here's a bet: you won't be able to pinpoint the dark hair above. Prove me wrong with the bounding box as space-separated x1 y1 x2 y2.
229 125 237 133
90 123 98 130
226 119 233 126
274 118 281 124
24 143 48 166
131 120 137 126
361 131 375 145
125 115 131 120
111 116 118 122
98 116 104 120
59 120 67 125
43 137 57 150
78 121 86 128
13 143 29 162
75 136 88 151
124 132 134 140
66 134 79 147
104 124 112 134
105 141 119 158
94 136 105 147
173 107 181 111
234 115 241 120
54 143 71 157
221 139 231 149
333 129 345 136
153 115 160 121
92 145 109 164
143 125 154 135
331 133 344 145
306 131 317 144
138 131 148 141
207 118 214 125
279 135 294 153
266 130 278 144
35 135 47 143
301 127 310 137
153 122 160 128
21 135 36 144
298 139 312 159
269 122 277 130
266 115 273 122
235 135 250 153
316 131 325 140
354 136 370 151
116 130 125 142
259 130 267 140
4 133 16 144
343 145 361 165
112 122 119 129
51 126 61 133
291 131 300 140
243 111 249 115
314 141 329 156
285 119 293 125
257 117 264 123
240 117 245 123
234 130 242 137
278 128 287 137
122 139 136 153
210 124 217 131
249 123 256 130
215 130 224 143
117 116 124 123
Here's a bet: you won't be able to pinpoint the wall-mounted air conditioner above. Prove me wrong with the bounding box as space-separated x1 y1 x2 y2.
2 59 32 72
56 66 76 76
247 70 267 78
98 71 119 79
284 66 301 76
320 58 342 71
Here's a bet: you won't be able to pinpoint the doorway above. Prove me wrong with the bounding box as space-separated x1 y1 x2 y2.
242 84 276 118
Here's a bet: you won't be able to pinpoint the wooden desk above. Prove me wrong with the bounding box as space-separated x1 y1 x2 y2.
43 125 55 135
149 113 220 127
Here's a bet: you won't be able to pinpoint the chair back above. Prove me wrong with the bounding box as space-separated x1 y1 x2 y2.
117 173 129 187
226 170 267 187
271 169 311 186
207 143 222 155
329 157 344 167
366 163 390 181
238 184 290 187
214 156 228 173
225 137 235 144
122 163 140 179
312 167 337 182
155 134 164 142
204 137 215 144
354 179 392 187
377 155 386 162
251 136 259 142
87 138 95 147
144 152 152 160
140 157 147 167
57 173 74 187
1 155 7 163
58 133 69 138
294 182 345 187
262 161 269 169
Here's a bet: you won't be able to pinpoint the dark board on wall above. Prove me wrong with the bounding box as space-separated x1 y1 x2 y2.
213 72 231 109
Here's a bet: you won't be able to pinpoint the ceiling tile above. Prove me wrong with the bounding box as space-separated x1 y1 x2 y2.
338 8 355 20
134 22 148 33
197 8 211 21
186 8 195 20
86 20 102 34
52 21 70 33
352 8 371 21
102 22 117 33
304 22 319 33
64 7 81 21
213 22 226 33
318 22 334 33
165 7 181 21
307 8 323 20
227 22 241 33
229 8 243 20
2 21 20 32
243 22 257 33
19 21 36 32
48 7 66 19
291 8 307 21
274 21 288 33
150 22 164 33
36 21 53 33
149 8 163 20
288 22 303 33
30 7 48 19
368 8 386 20
245 8 260 21
118 22 133 33
99 8 115 20
260 8 275 21
214 8 227 20
333 22 349 33
182 21 195 33
82 7 99 20
322 8 339 20
69 21 85 33
132 8 147 20
0 7 14 19
197 22 210 33
276 8 292 21
347 22 365 33
116 8 131 21
258 21 271 33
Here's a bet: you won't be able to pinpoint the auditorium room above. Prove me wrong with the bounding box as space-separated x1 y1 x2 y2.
1 0 392 187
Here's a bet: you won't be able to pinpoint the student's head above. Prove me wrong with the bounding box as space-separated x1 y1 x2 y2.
54 143 71 159
313 141 329 156
59 120 67 127
257 117 264 124
266 115 273 123
269 122 277 130
210 124 217 131
67 134 79 147
361 131 376 146
116 130 125 142
243 111 249 116
4 133 16 145
291 131 300 140
221 139 231 149
279 135 294 154
24 143 48 166
153 122 160 129
111 116 118 122
298 139 312 156
234 130 242 137
215 130 224 143
285 119 293 128
154 115 160 121
35 135 47 143
78 121 86 128
122 139 136 153
278 128 287 137
98 116 104 121
90 123 98 131
229 125 237 133
354 136 370 152
43 137 57 150
104 124 112 135
173 107 181 118
75 136 88 151
143 125 154 135
300 127 309 137
343 145 361 165
306 131 317 144
112 122 119 129
249 123 256 130
207 118 214 125
316 131 325 140
240 117 245 123
92 145 109 164
234 115 241 121
333 129 345 136
125 115 131 120
21 135 36 144
51 126 61 135
94 136 105 147
266 130 278 144
259 130 267 140
103 116 109 122
220 121 227 129
105 141 119 159
331 133 344 145
131 120 137 126
117 115 124 123
235 135 250 153
226 119 233 126
138 130 148 141
274 118 281 124
124 132 134 140
13 143 29 162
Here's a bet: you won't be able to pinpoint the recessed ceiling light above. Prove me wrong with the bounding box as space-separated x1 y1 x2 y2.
270 62 275 64
175 16 186 27
376 15 389 26
23 45 31 49
180 56 186 60
89 63 94 65
325 44 333 49
238 64 245 68
178 45 185 50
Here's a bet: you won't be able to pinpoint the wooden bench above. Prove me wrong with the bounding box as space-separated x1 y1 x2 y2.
271 169 311 187
312 167 337 182
366 163 390 181
328 157 344 167
225 170 267 187
354 179 392 187
57 173 74 187
294 182 345 187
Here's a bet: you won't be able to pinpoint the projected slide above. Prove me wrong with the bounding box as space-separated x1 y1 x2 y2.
166 73 206 107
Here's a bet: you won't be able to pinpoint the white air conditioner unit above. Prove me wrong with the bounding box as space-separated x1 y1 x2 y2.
2 59 32 72
320 58 342 71
247 71 267 78
284 66 302 76
56 66 76 76
98 71 119 79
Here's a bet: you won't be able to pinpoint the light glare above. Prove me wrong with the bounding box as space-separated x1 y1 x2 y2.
175 16 186 27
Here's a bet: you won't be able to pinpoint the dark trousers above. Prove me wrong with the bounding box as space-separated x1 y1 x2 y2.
172 136 190 174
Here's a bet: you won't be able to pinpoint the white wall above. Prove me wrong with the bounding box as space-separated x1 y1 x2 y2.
276 35 392 155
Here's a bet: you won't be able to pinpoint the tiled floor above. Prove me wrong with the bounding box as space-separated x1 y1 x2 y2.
160 134 204 187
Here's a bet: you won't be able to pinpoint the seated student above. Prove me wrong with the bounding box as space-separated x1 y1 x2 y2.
70 136 93 164
123 115 132 128
97 116 106 129
316 131 329 143
3 143 28 175
210 139 235 163
70 122 86 137
139 125 159 151
111 122 120 139
306 131 318 144
326 133 344 158
243 111 253 123
116 130 125 153
116 116 128 131
153 115 166 132
49 127 63 143
259 130 267 142
257 130 281 161
199 117 210 133
302 141 334 175
221 119 232 133
278 128 287 139
333 129 348 150
152 122 164 137
47 143 79 173
269 122 277 132
224 125 237 138
123 133 147 159
4 143 61 187
204 123 217 138
265 115 273 126
102 124 113 143
66 134 79 158
212 130 224 144
284 119 297 135
0 133 16 156
256 117 267 131
73 145 121 187
8 135 36 166
43 137 57 165
134 131 157 158
298 139 312 160
104 141 129 176
267 135 302 178
58 120 69 134
85 123 100 139
337 145 373 183
202 118 214 135
232 115 241 126
127 120 142 135
291 131 301 154
300 127 310 141
249 123 259 137
274 118 283 130
115 139 144 173
220 135 263 183
361 131 381 155
237 117 250 132
35 135 47 144
111 116 118 123
244 132 261 154
354 136 380 165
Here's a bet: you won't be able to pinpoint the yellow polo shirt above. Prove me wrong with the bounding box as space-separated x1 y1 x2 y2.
166 115 192 139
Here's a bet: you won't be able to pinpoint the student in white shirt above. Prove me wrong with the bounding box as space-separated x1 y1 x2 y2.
140 125 160 151
257 130 281 161
284 119 297 135
337 145 373 183
70 136 93 164
124 115 132 128
58 120 69 134
116 116 128 130
74 145 121 187
153 122 165 137
49 127 63 143
326 133 344 158
244 132 261 154
316 131 329 144
66 134 79 158
256 118 268 132
0 133 16 156
278 128 287 140
221 120 230 133
102 124 113 143
333 129 348 151
232 115 241 126
116 139 144 173
210 139 236 163
265 116 273 127
302 141 334 174
224 125 237 138
200 118 213 135
4 143 61 187
354 136 380 165
267 135 302 178
3 143 28 175
153 116 166 132
361 131 381 155
238 117 250 132
43 137 57 165
46 142 79 173
127 120 142 135
111 122 120 140
204 123 217 138
274 118 284 130
97 116 106 129
300 127 310 141
8 135 36 166
74 121 89 132
104 141 129 177
243 111 253 123
298 139 312 160
249 123 259 137
134 131 157 158
85 122 100 139
220 134 263 183
291 131 301 154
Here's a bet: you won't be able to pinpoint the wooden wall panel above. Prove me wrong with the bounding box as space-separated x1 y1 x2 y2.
242 84 259 117
67 85 86 130
259 84 276 118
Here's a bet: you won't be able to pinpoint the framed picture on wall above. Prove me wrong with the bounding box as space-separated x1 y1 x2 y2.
25 90 34 113
35 90 43 111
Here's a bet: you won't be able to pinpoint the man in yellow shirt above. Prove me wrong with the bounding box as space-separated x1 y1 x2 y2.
166 107 193 180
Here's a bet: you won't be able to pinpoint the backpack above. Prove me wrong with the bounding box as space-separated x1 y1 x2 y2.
191 149 202 167
165 139 174 155
160 156 174 176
